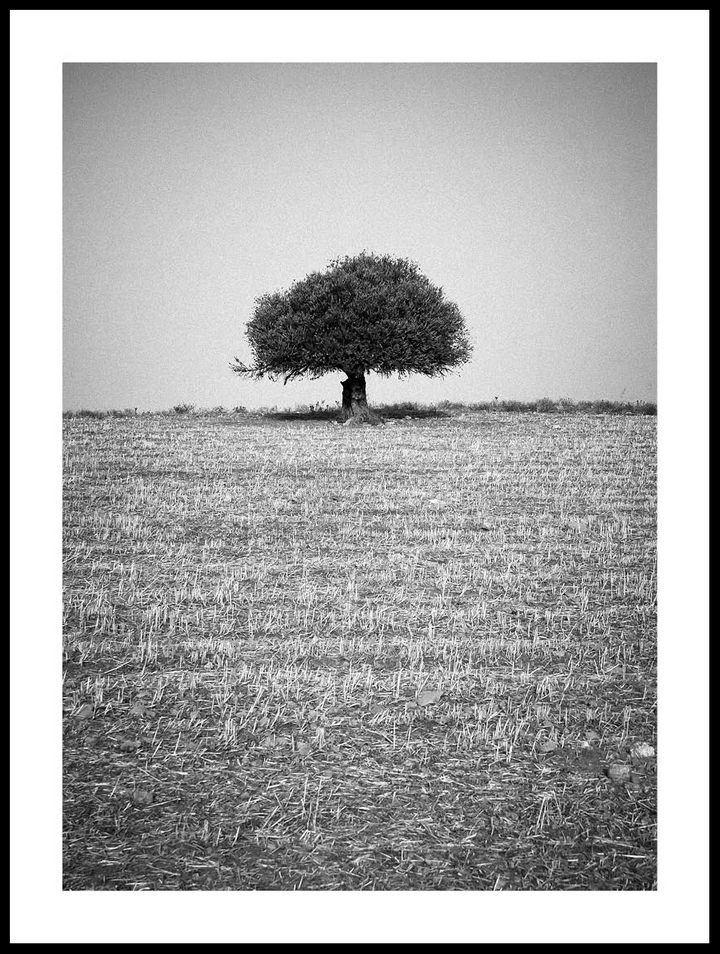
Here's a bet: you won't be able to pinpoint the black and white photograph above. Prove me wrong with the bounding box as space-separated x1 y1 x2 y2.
11 8 708 945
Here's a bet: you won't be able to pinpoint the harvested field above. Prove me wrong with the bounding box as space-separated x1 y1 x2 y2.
62 411 657 890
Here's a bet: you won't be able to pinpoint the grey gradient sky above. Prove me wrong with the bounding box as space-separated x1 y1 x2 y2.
63 62 656 411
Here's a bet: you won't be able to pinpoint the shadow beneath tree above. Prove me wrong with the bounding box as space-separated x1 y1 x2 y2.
264 404 453 422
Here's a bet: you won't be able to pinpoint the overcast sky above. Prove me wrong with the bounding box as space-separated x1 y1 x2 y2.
63 62 656 411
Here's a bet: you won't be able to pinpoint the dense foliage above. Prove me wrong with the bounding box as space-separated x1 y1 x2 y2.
231 252 473 383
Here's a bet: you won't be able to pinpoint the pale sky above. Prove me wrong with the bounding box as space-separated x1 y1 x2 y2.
63 62 656 411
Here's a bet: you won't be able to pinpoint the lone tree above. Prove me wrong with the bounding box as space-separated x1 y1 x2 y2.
231 252 473 423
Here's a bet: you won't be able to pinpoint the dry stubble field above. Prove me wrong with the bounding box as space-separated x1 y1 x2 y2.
63 410 657 890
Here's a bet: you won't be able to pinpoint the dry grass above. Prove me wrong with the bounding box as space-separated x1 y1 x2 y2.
63 411 656 890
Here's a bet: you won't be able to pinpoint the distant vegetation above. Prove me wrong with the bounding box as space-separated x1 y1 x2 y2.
63 398 657 421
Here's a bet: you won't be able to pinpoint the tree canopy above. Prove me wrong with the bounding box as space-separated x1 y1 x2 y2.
231 252 473 384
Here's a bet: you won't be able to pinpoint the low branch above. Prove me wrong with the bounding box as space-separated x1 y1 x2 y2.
229 358 270 379
229 358 321 384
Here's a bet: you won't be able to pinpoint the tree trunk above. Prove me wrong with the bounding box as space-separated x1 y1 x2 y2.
340 372 382 424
